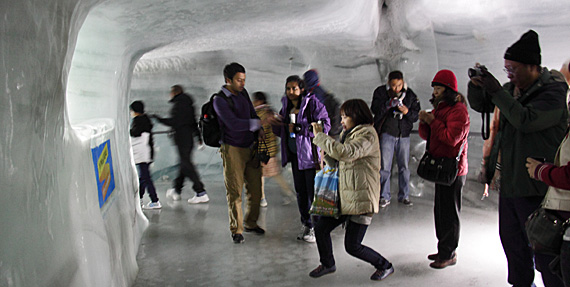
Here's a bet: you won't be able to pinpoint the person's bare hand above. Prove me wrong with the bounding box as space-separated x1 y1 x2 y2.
263 114 282 126
419 110 434 124
258 128 265 141
525 157 541 179
397 105 409 115
311 122 323 134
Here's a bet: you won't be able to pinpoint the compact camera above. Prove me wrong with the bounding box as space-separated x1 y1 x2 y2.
308 120 323 132
468 65 487 78
388 98 403 108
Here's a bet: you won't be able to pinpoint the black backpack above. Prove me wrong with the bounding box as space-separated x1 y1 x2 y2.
199 92 234 147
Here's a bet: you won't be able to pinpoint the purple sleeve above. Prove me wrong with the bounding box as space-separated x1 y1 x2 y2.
313 98 331 136
213 96 252 132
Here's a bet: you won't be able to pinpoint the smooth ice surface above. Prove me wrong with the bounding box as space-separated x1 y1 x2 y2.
133 135 545 287
1 0 569 286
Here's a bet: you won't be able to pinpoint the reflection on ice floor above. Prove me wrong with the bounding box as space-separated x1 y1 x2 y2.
135 134 547 286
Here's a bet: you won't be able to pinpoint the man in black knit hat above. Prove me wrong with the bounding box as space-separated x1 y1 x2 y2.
468 30 568 287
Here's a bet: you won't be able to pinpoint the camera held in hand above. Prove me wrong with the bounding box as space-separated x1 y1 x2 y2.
468 65 487 78
308 120 323 132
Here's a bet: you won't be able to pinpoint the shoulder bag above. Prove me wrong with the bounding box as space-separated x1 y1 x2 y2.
525 207 570 255
417 129 465 186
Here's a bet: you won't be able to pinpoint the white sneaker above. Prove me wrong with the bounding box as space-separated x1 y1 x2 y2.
166 188 181 201
260 198 268 207
303 228 316 243
297 226 316 243
143 201 162 210
188 193 209 204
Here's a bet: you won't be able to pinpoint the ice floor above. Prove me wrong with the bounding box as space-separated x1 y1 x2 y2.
133 172 546 287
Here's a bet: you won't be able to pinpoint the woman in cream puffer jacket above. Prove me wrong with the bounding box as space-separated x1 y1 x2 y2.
307 99 394 282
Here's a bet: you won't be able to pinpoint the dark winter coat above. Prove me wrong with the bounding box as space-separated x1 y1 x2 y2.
155 93 200 147
130 114 154 160
371 85 420 137
468 68 568 198
312 86 342 137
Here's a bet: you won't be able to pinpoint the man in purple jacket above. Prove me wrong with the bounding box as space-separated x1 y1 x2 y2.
213 62 266 244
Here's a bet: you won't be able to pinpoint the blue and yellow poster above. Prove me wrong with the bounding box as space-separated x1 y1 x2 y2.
91 140 116 208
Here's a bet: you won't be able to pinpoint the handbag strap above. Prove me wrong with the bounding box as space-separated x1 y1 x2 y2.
425 128 466 160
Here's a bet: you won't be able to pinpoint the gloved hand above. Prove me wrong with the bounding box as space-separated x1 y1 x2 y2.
470 65 502 93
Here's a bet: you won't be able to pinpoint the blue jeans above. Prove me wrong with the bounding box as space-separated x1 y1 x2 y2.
380 133 410 201
314 215 391 270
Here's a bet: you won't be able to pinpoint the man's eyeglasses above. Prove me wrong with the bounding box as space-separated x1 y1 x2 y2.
503 66 517 75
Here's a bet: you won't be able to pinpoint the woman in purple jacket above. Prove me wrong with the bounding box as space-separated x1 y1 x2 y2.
273 75 330 242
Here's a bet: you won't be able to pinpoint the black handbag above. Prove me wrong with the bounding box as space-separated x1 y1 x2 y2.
256 138 271 164
417 129 465 186
525 207 570 255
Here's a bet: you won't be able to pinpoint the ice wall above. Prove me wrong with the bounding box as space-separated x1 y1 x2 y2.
1 1 147 286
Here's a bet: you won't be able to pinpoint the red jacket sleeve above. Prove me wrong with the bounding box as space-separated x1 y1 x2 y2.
535 161 570 190
419 122 429 140
430 104 469 148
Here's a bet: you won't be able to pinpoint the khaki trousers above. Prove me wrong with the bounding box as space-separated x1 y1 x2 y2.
221 144 262 234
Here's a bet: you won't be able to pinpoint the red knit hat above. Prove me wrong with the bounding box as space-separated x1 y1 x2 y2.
431 69 458 92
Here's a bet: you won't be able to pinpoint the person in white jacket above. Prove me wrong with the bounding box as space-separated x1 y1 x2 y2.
130 101 161 209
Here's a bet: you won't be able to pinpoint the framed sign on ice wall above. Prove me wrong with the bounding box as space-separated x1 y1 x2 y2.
91 139 116 208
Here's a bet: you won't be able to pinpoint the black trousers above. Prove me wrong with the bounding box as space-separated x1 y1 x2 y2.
499 196 564 287
434 175 465 260
174 143 205 194
315 215 391 270
290 154 316 228
137 162 158 202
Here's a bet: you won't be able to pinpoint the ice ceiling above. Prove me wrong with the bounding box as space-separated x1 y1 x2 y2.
2 0 570 286
68 0 570 126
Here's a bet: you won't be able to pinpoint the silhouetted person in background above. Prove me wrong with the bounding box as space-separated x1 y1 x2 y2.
304 69 341 138
153 85 208 204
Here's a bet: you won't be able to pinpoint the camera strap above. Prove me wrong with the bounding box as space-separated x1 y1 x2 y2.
306 98 321 167
481 111 490 140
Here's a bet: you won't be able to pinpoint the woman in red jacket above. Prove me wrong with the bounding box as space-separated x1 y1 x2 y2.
418 70 470 269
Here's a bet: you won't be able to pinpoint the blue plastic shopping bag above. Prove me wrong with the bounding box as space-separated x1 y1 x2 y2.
310 165 339 217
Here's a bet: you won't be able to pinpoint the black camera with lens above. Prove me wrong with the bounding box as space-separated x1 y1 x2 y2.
308 120 323 132
468 65 487 78
293 123 302 133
